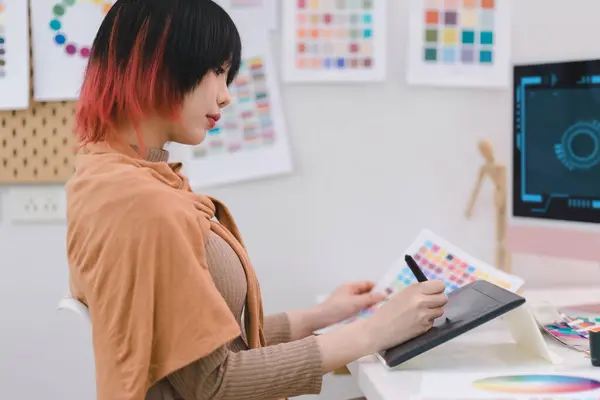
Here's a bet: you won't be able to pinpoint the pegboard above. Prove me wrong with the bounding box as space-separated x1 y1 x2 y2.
0 6 75 184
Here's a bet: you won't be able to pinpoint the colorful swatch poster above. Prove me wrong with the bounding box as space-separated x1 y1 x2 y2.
282 0 387 83
0 0 30 110
406 0 511 88
192 57 276 159
30 0 116 101
171 27 293 188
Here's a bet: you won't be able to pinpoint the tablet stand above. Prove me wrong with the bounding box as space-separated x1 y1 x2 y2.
503 303 563 364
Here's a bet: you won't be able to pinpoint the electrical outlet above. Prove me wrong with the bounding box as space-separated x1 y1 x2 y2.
7 186 66 223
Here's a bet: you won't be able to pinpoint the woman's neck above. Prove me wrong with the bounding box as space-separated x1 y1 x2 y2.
118 119 171 150
113 119 171 162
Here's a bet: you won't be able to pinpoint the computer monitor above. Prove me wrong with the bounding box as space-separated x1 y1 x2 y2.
508 59 600 262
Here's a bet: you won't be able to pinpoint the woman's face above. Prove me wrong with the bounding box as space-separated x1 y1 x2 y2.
171 69 232 145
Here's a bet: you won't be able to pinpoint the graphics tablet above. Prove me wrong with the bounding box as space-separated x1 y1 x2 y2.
379 279 526 368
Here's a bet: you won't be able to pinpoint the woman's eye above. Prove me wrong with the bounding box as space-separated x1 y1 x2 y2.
214 67 226 75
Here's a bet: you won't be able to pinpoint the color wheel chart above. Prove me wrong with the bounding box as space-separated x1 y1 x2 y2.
193 57 275 159
31 0 115 100
0 0 5 78
49 0 112 58
282 0 387 82
422 372 600 399
406 0 511 88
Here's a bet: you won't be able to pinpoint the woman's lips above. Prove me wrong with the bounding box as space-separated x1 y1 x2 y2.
207 113 221 129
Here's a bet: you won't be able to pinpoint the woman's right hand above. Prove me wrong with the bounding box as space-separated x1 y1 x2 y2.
315 279 448 373
364 280 448 352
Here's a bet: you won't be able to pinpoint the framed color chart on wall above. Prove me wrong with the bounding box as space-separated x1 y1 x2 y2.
30 0 116 101
171 26 293 189
282 0 387 83
0 0 29 110
406 0 511 88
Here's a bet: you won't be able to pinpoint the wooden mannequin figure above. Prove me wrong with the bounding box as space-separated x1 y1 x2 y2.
465 140 511 273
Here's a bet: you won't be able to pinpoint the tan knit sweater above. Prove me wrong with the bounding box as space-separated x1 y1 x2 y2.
141 149 323 400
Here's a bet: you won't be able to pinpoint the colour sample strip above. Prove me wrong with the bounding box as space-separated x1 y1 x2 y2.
193 57 276 158
295 0 376 70
423 0 495 65
0 0 6 77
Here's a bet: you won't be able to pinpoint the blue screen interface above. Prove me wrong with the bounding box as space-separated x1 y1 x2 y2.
513 60 600 224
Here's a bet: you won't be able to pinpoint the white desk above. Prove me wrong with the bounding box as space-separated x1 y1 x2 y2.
346 287 600 400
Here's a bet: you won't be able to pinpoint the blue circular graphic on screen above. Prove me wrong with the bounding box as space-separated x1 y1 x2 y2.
555 121 600 171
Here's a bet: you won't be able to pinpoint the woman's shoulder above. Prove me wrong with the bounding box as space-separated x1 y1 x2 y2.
66 155 200 229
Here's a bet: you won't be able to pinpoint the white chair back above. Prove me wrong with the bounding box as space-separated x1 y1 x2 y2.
57 296 91 324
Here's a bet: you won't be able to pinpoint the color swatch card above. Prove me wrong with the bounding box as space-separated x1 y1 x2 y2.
374 229 524 296
0 0 30 110
316 229 524 334
30 0 116 101
282 0 387 82
173 27 293 189
421 371 600 399
406 0 511 88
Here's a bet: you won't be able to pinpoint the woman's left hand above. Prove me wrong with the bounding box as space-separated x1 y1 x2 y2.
316 281 387 328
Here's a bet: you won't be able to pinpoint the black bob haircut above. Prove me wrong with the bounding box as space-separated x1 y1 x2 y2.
76 0 242 143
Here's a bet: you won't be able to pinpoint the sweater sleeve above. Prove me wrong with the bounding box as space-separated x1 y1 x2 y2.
167 336 323 400
263 313 291 345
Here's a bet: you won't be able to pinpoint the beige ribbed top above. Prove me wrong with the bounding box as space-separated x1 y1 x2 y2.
144 149 323 400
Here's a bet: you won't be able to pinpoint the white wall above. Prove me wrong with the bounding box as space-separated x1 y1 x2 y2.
2 1 600 399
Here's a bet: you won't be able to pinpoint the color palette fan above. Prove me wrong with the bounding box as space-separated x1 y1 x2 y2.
543 321 590 354
564 315 600 335
473 374 600 394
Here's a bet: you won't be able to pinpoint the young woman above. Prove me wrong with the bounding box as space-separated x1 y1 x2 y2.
65 1 448 399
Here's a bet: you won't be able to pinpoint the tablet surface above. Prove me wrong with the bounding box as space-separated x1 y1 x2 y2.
379 279 526 368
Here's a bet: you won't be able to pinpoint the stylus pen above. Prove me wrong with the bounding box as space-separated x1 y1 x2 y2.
405 254 450 323
404 255 428 282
